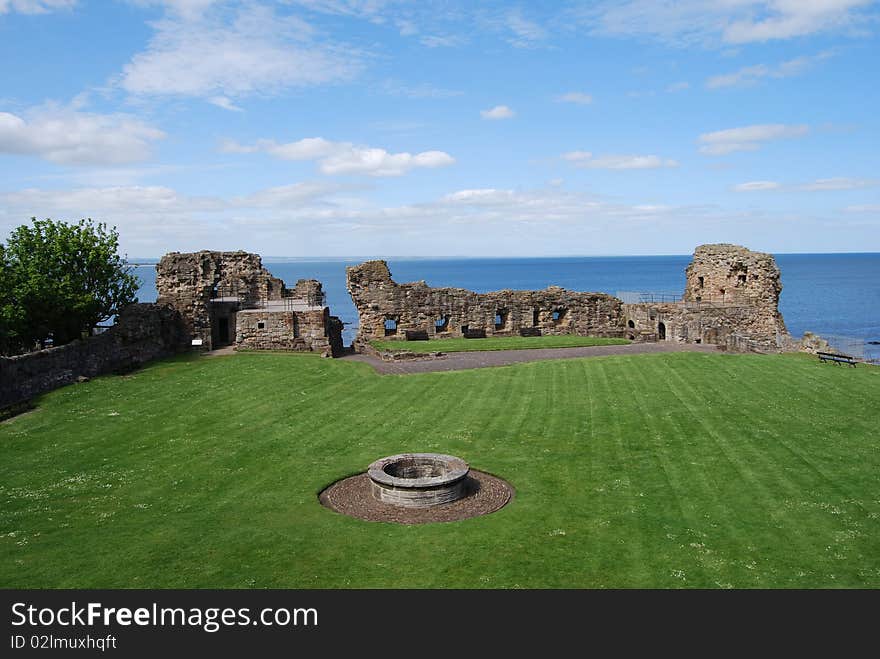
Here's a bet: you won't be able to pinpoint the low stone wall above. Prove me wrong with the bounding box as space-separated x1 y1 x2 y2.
623 302 790 352
0 303 186 409
235 308 344 356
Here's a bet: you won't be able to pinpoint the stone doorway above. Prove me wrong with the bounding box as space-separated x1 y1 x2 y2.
210 304 237 348
658 321 666 340
212 316 232 347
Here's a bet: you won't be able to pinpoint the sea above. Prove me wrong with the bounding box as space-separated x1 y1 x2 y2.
130 253 880 361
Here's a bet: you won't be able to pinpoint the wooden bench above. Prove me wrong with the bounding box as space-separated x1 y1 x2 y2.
817 351 857 367
462 329 487 339
519 327 542 337
404 329 429 341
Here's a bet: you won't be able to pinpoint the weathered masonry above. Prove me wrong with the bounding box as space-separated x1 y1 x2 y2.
157 251 343 356
623 244 790 352
0 303 186 410
346 243 793 354
346 260 627 351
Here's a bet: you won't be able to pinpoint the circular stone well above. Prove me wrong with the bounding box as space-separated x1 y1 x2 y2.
368 453 469 508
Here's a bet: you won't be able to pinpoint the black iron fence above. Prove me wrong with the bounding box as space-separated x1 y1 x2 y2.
616 291 683 304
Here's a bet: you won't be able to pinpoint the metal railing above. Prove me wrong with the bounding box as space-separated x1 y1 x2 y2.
617 291 683 304
209 282 325 310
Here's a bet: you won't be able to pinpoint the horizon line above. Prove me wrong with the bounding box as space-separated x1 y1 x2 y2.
126 250 880 263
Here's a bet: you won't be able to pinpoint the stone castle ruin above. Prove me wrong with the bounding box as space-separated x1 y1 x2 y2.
0 242 810 415
346 243 792 354
346 260 625 351
623 244 790 352
156 251 343 356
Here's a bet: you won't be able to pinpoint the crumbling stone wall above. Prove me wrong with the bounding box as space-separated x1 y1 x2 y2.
624 244 790 351
683 243 787 339
157 251 342 355
623 302 785 351
156 251 288 350
347 244 791 354
0 303 186 409
291 279 325 304
346 260 625 350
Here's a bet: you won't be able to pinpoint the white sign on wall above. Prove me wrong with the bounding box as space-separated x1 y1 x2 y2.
191 338 203 346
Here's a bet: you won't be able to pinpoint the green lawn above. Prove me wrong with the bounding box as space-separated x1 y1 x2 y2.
2 351 879 588
371 334 630 353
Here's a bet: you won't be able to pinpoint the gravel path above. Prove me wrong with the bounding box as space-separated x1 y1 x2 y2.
342 341 720 374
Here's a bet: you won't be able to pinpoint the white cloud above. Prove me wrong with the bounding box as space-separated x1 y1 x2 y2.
562 152 678 170
262 137 337 161
505 9 547 47
419 34 464 48
320 148 453 176
733 181 782 191
221 137 455 177
2 181 856 256
2 181 338 218
845 204 880 212
707 51 834 89
130 0 217 19
287 0 395 20
0 0 74 13
207 96 244 112
699 143 760 156
562 150 592 162
666 81 690 92
381 80 463 99
3 185 209 213
396 19 417 36
234 181 340 207
556 92 593 105
120 4 360 99
0 106 165 165
733 177 878 191
443 189 519 205
798 177 878 191
580 1 876 47
480 105 515 120
724 0 874 43
698 123 809 155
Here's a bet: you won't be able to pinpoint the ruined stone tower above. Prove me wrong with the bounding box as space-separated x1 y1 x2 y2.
623 243 789 351
156 251 342 355
683 243 787 339
156 251 286 350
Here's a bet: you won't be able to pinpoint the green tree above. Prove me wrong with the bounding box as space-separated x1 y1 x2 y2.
0 218 139 354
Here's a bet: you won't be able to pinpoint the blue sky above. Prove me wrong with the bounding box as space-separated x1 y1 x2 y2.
0 0 878 257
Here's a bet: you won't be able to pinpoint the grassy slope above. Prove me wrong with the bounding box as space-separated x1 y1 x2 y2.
371 335 630 353
1 351 879 588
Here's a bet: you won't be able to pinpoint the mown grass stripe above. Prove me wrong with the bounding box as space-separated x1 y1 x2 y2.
2 351 879 588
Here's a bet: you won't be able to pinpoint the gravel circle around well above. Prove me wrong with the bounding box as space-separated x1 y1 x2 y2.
319 470 514 524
